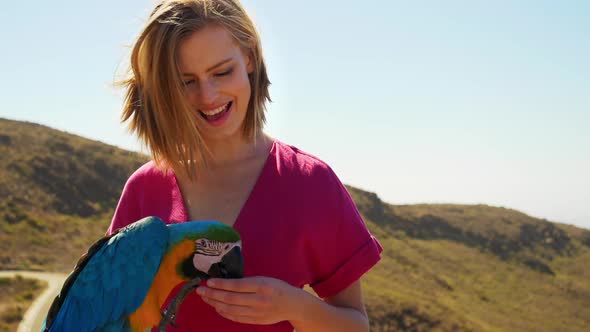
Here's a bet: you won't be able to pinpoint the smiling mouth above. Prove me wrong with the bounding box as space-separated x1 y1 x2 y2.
199 101 232 121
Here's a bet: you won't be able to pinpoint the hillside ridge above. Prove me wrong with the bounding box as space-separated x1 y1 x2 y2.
2 118 590 331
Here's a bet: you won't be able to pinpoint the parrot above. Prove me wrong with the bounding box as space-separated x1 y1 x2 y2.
42 216 244 332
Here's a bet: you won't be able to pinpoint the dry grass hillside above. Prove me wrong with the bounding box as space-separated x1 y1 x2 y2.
1 117 589 331
0 118 147 271
0 276 46 332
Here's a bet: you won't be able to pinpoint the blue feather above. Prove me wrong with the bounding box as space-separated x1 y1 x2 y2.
44 217 242 332
47 217 168 331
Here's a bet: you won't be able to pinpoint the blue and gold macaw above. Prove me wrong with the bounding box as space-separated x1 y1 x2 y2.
42 216 243 332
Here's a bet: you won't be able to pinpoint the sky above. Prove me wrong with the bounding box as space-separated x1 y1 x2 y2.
1 1 588 229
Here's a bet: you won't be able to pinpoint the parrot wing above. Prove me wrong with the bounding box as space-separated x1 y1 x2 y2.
45 216 169 332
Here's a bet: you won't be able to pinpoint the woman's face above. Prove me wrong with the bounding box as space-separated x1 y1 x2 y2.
178 24 254 143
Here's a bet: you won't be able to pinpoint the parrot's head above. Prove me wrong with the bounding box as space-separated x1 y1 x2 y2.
193 238 243 278
171 221 244 280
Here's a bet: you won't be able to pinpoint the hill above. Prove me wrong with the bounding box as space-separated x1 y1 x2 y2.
0 275 46 332
0 117 147 271
1 117 590 331
348 187 590 331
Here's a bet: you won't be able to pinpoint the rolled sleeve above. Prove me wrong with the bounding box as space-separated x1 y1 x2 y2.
311 235 382 298
306 165 383 298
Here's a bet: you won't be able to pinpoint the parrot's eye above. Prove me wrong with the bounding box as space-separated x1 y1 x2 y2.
224 244 230 250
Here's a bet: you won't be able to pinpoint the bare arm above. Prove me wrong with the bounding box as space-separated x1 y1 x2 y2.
197 277 369 331
290 280 369 332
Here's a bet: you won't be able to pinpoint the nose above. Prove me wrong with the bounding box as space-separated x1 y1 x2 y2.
198 80 219 108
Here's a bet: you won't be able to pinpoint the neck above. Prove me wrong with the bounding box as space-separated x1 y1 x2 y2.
204 131 272 168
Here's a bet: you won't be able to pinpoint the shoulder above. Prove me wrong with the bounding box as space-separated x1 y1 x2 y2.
124 160 174 190
270 140 350 213
108 161 179 234
273 140 339 186
127 160 168 182
119 160 178 203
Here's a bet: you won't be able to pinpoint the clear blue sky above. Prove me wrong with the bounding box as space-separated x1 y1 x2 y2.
1 1 588 229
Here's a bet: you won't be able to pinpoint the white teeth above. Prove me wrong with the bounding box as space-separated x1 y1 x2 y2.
201 102 230 116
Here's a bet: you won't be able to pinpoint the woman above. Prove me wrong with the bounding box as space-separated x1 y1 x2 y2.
108 0 382 331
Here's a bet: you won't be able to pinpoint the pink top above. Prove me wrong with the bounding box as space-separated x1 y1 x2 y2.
108 140 383 331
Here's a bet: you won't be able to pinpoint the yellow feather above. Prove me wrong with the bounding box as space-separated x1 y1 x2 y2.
128 240 195 331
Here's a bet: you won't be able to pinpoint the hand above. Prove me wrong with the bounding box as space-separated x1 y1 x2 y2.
196 276 303 325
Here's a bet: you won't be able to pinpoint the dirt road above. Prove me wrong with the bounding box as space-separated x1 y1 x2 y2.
0 270 67 332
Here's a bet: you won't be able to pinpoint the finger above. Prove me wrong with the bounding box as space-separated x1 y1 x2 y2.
202 296 262 318
207 277 263 292
198 286 265 306
219 312 264 325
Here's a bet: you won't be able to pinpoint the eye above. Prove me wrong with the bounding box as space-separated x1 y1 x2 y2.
224 244 230 250
215 68 234 77
183 79 196 86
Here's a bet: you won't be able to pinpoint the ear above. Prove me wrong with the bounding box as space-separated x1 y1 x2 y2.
244 50 254 74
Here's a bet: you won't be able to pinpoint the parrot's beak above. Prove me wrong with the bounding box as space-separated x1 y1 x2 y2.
208 246 244 279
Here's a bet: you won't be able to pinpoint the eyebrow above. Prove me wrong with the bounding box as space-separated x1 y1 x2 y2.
182 57 233 76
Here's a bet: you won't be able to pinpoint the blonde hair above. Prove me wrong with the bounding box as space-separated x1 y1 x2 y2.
119 0 271 179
